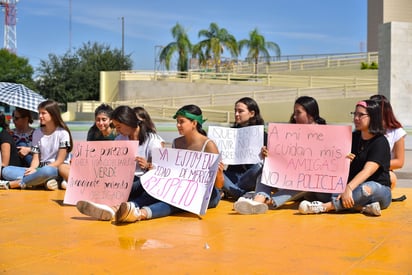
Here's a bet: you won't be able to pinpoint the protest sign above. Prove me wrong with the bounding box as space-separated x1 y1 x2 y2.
261 123 352 193
64 140 139 205
140 147 220 216
208 125 264 164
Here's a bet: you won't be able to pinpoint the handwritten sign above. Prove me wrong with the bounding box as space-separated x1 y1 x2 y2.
64 140 139 205
261 123 352 193
140 147 220 216
208 125 264 164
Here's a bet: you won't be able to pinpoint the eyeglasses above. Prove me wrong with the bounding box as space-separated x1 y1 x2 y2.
350 112 369 119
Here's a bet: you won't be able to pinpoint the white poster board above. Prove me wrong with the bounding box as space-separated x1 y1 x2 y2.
208 125 264 164
140 147 220 216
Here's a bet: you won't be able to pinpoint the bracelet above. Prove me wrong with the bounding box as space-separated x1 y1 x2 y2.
347 184 353 191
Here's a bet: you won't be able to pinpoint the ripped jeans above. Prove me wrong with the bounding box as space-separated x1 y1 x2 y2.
332 181 392 212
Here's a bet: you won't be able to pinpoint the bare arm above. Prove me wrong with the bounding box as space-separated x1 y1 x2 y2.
390 137 405 170
1 143 11 167
204 140 224 189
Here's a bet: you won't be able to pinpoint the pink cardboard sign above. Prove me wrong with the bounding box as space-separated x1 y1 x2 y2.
261 123 352 193
140 147 220 216
64 140 139 205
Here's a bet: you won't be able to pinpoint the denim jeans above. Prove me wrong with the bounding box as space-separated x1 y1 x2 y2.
16 141 32 166
255 181 306 208
223 163 262 200
332 181 392 212
128 176 145 201
2 165 58 188
131 187 221 220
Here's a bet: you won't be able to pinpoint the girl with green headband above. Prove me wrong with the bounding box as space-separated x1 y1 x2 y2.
113 104 224 223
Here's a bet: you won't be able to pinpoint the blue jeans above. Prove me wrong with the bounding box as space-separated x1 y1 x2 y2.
255 181 306 208
131 187 221 220
332 181 392 212
16 141 32 166
2 165 58 188
223 163 263 200
128 176 145 201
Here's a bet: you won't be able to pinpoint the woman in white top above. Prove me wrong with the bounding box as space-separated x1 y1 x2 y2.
370 94 407 189
4 100 72 190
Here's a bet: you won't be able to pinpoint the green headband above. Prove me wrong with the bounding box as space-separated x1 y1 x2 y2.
173 110 207 125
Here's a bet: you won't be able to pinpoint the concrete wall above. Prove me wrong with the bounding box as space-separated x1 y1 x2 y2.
118 80 265 101
100 71 121 103
367 0 412 52
379 21 412 127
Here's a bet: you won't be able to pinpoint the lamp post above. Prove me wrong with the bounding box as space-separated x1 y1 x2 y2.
121 16 124 58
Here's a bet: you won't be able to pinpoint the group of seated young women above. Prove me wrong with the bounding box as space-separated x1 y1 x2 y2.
0 94 406 222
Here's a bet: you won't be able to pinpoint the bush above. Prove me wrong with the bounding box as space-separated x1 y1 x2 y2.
369 61 378 69
360 62 378 70
361 62 369 70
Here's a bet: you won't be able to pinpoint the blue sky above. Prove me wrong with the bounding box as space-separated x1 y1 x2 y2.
7 0 367 72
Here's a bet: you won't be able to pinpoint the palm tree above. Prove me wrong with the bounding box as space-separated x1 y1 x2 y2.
159 23 192 72
238 28 281 74
193 22 238 72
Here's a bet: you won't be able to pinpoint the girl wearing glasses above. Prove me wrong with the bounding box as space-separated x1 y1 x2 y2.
10 108 35 166
299 100 391 216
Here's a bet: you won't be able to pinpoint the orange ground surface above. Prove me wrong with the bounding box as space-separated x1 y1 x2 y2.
0 186 411 274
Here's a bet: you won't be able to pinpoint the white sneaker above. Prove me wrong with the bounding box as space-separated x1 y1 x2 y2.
361 202 381 216
115 202 145 223
0 180 10 190
76 200 116 221
299 200 326 214
234 197 268 215
45 179 58 191
60 180 67 190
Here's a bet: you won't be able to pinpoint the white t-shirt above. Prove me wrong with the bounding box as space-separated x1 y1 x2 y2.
385 128 407 159
31 127 71 165
116 132 164 176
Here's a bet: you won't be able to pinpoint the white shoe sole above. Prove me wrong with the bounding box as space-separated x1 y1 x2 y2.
45 179 58 191
234 200 268 215
76 201 114 221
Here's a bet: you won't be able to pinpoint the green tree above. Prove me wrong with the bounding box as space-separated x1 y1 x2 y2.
0 49 34 87
36 42 133 106
159 23 192 72
193 22 238 72
238 28 281 74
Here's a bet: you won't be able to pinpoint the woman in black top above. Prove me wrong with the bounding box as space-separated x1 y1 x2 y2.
299 99 391 216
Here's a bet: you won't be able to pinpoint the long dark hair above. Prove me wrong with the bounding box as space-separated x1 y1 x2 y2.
0 112 9 130
175 104 207 136
370 94 402 130
38 100 73 152
133 106 157 133
234 97 264 128
290 96 326 124
360 99 385 135
111 105 153 145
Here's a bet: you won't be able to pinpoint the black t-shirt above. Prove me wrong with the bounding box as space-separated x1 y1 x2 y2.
0 128 24 167
349 131 390 187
